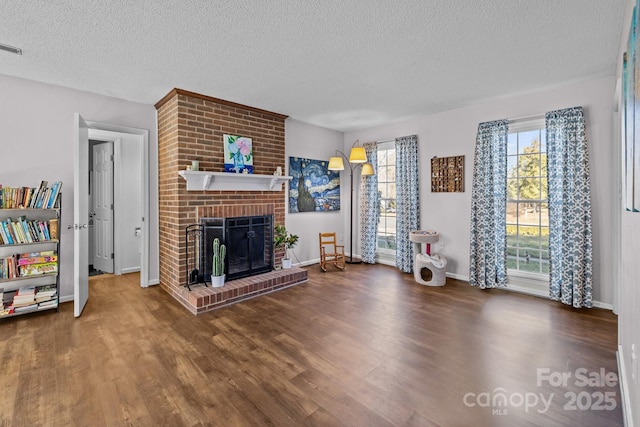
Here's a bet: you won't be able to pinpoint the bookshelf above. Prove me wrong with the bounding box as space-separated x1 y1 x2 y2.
0 182 61 318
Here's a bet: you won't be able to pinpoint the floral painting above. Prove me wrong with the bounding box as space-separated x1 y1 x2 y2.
289 157 340 213
224 134 253 173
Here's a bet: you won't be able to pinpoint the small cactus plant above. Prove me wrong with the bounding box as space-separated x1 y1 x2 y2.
212 237 226 277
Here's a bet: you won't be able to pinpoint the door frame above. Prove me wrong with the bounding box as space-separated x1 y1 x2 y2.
85 122 150 288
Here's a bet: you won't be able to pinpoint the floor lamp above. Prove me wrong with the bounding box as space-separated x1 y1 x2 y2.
328 140 375 264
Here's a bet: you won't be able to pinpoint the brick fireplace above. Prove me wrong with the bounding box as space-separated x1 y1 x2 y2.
155 89 307 314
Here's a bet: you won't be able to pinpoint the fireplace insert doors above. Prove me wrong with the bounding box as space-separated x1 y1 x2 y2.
201 215 273 282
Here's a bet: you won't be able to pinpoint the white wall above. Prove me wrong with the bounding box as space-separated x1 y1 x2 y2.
344 76 616 305
284 119 345 264
617 1 640 425
0 74 159 300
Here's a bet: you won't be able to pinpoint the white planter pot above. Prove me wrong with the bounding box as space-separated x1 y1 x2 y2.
282 258 292 269
211 274 225 287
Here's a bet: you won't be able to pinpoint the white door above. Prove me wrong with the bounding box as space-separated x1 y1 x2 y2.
93 142 114 273
74 114 90 317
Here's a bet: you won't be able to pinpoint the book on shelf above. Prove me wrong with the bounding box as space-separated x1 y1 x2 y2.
19 262 57 277
49 219 58 240
18 250 55 258
14 304 38 313
18 255 58 265
12 299 36 308
35 294 55 303
17 285 36 295
17 216 32 243
34 284 57 303
1 221 15 244
1 255 18 279
38 300 57 310
8 219 22 243
46 182 62 209
12 287 36 307
31 181 47 209
39 221 50 241
26 221 39 242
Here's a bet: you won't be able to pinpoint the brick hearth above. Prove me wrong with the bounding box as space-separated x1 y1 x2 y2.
163 267 307 315
155 88 306 314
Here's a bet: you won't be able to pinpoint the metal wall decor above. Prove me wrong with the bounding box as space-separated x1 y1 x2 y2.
431 155 464 192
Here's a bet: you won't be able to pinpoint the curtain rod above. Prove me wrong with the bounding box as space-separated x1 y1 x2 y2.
509 113 545 123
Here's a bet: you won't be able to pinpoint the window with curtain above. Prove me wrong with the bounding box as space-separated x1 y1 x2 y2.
506 120 549 277
470 108 592 307
376 141 396 254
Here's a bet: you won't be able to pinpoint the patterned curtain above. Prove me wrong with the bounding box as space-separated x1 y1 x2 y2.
546 107 593 308
469 119 508 289
395 135 420 273
359 142 378 264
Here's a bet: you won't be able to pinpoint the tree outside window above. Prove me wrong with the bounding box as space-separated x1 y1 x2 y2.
506 128 549 275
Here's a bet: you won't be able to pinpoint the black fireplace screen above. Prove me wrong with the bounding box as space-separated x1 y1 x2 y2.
200 215 273 282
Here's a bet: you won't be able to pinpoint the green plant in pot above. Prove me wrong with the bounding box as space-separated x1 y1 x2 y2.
274 225 299 269
211 237 226 287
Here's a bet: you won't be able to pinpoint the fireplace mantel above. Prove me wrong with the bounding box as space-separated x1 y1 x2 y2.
178 170 292 191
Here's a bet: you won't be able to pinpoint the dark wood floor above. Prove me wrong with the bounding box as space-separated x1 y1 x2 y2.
0 263 623 426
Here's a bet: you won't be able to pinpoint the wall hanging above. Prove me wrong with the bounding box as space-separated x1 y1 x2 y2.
431 155 464 192
289 157 340 213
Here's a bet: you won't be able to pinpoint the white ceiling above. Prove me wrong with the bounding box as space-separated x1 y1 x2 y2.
0 1 625 132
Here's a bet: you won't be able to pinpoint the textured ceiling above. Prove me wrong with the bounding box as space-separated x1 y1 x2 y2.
0 1 625 132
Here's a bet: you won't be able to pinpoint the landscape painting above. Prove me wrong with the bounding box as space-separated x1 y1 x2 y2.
288 157 340 213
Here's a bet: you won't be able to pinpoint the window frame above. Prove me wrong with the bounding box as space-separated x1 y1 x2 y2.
375 140 396 257
506 118 549 282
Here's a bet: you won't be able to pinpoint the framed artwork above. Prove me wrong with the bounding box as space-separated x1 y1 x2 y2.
431 155 464 192
223 134 253 173
288 157 340 213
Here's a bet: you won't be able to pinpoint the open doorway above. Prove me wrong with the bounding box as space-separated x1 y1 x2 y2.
89 139 115 276
85 124 149 287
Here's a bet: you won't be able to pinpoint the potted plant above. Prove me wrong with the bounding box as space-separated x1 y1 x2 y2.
274 224 299 269
211 237 226 287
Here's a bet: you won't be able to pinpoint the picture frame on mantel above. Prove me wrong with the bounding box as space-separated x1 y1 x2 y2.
223 134 253 174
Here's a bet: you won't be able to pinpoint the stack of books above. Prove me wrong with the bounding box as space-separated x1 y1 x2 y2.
11 285 38 313
35 285 57 310
0 287 11 316
0 181 62 209
18 251 58 277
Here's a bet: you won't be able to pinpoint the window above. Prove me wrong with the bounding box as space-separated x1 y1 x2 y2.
506 121 549 277
377 141 396 253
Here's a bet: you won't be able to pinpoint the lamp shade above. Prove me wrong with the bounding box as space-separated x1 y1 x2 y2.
361 163 375 176
328 156 345 170
349 146 367 163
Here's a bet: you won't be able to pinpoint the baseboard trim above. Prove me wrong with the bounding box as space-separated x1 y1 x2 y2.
617 346 634 427
438 272 612 310
59 295 73 303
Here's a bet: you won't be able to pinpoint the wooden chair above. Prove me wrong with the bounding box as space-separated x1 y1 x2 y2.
319 232 346 272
